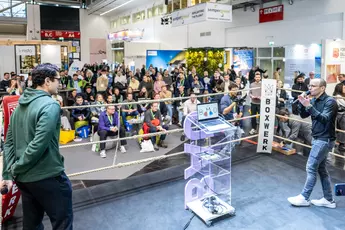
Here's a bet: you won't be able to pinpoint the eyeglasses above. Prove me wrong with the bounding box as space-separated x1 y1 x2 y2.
54 77 61 83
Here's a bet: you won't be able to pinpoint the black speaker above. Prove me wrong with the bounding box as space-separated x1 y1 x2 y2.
165 0 168 5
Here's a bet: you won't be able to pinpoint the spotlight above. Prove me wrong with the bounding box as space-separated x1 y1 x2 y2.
250 5 255 12
288 0 293 5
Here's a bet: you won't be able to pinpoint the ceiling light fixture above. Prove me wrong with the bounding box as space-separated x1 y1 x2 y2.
100 0 135 16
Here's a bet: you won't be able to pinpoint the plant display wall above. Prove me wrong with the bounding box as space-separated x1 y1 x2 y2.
185 48 224 76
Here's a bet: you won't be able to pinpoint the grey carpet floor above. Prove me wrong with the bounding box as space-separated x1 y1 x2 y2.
42 154 345 230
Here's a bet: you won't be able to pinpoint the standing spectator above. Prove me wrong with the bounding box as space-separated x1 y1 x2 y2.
160 85 173 124
249 72 262 134
333 83 345 152
292 73 309 115
304 71 315 86
276 80 288 109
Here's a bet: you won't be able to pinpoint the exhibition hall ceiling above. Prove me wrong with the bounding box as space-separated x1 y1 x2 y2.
87 0 153 16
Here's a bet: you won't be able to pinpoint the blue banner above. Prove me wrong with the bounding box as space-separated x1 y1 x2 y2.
232 49 254 75
146 50 185 70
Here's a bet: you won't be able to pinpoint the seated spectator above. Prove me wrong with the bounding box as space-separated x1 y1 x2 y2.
67 89 77 107
160 85 173 123
71 96 91 129
122 93 139 129
143 102 168 150
162 70 173 90
68 74 84 93
96 69 109 95
277 108 312 155
129 76 140 90
106 94 114 104
113 71 127 91
98 105 127 158
84 86 95 103
154 73 166 94
191 75 204 94
126 86 137 101
147 93 171 125
90 94 106 132
84 69 96 90
180 92 200 141
139 75 153 97
220 75 231 93
113 87 123 103
0 72 10 91
7 78 23 95
52 94 71 130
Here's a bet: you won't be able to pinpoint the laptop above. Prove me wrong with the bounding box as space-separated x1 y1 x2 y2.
197 102 231 132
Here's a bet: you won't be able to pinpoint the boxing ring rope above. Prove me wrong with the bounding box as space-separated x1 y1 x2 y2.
67 134 259 178
60 115 259 149
274 135 345 160
60 87 260 110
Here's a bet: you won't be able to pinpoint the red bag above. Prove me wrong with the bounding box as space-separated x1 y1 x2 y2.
143 119 160 140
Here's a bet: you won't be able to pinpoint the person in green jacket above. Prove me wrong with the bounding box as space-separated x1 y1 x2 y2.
1 63 73 230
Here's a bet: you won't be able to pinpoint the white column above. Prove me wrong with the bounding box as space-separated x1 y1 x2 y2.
26 4 41 40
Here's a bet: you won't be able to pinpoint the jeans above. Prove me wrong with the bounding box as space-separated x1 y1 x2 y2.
149 125 168 144
166 104 173 119
301 139 335 201
98 128 127 150
16 172 73 230
121 111 139 126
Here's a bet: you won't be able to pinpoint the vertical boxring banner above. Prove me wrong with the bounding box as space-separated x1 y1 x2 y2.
2 96 21 223
257 79 277 153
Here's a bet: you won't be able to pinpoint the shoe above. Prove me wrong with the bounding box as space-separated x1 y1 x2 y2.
100 150 106 158
311 197 336 208
249 129 256 135
120 146 126 153
338 143 345 152
158 140 168 148
180 134 185 141
287 194 310 207
154 144 159 151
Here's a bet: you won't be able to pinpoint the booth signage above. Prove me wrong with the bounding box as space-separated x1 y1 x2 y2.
41 30 81 39
206 3 232 22
259 4 284 23
108 29 144 41
15 46 35 56
172 3 232 27
257 79 277 153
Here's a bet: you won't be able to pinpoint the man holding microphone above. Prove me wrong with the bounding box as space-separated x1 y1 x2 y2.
288 79 338 208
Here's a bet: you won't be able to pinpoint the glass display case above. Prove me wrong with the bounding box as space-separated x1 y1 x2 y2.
183 111 239 226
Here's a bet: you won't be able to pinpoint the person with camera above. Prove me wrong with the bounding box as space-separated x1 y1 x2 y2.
288 78 338 209
220 82 244 124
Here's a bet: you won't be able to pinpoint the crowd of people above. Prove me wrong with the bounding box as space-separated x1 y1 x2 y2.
1 64 345 157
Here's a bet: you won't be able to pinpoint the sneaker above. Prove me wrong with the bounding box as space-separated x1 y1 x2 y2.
338 143 345 152
311 197 336 209
120 146 126 153
100 150 106 158
249 129 257 135
153 144 159 151
180 134 185 141
287 194 310 207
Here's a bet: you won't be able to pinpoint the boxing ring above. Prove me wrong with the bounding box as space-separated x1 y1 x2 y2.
2 84 345 230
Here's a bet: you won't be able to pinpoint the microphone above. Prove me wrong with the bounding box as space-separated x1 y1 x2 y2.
292 91 310 104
